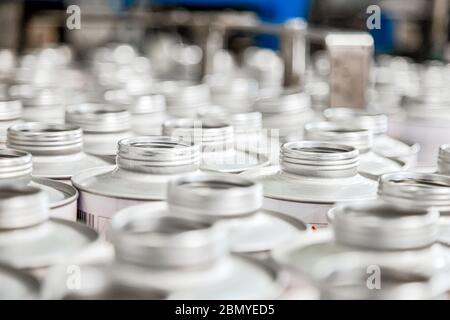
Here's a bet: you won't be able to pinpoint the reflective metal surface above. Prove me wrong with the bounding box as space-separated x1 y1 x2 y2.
164 173 307 254
7 122 106 180
73 136 201 237
303 121 404 178
66 103 133 159
0 148 78 220
163 118 269 173
241 141 378 225
0 186 98 277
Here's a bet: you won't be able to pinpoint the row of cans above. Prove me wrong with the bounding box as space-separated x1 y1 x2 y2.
2 166 450 299
1 44 450 299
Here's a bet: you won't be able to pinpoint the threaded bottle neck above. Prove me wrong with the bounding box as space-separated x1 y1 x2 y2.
116 136 201 174
280 141 360 178
0 149 32 186
7 122 83 156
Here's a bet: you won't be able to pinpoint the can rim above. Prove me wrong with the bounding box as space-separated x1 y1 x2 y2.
379 171 450 209
314 254 447 299
111 207 228 268
168 172 263 219
0 186 49 230
331 200 439 250
280 141 360 178
0 148 33 181
7 122 83 156
117 136 201 174
31 176 78 209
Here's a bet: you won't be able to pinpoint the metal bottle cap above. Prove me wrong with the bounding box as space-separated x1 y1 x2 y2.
379 172 450 211
168 173 263 219
7 122 83 156
111 208 228 268
0 98 22 120
331 201 439 250
323 108 389 135
0 186 49 230
304 121 373 153
280 141 359 178
116 136 201 174
163 118 234 152
66 103 130 133
437 144 450 175
0 149 32 185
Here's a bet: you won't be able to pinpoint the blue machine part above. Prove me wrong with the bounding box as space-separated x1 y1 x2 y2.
28 0 395 53
139 0 393 53
125 0 311 23
369 12 395 54
142 0 311 48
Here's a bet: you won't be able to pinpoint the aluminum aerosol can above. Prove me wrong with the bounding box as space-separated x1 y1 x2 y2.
65 103 133 163
0 98 22 146
160 81 210 118
303 121 405 179
379 171 450 246
323 107 420 167
0 186 98 278
43 210 287 299
7 122 106 183
0 148 78 221
241 141 378 226
0 264 40 300
163 118 269 173
72 136 201 239
274 201 450 299
129 172 307 257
